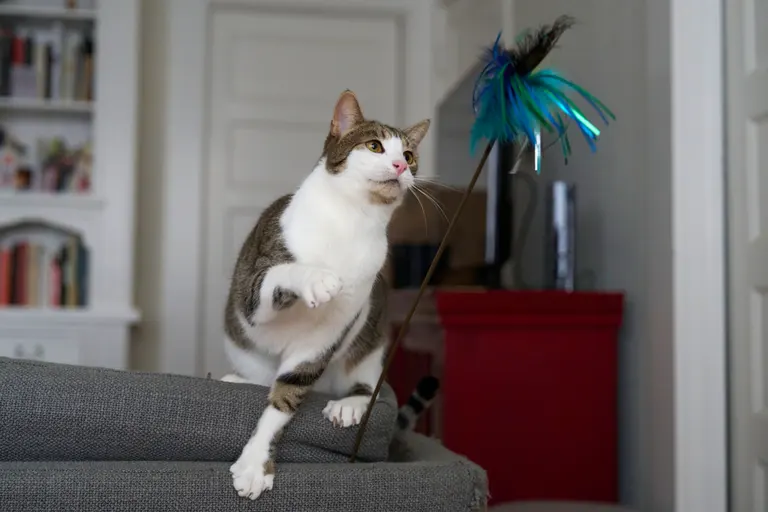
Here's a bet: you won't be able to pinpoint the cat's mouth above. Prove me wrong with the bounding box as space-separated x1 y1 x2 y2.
367 178 404 204
371 179 400 187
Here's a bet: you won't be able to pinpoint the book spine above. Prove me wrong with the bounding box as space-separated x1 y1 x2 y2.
10 34 23 97
0 247 9 306
83 36 94 101
77 241 88 307
66 238 78 307
60 32 80 100
26 244 37 306
14 242 27 306
24 36 32 67
8 244 17 304
57 246 67 307
34 40 46 99
0 30 12 96
49 255 61 307
49 22 63 101
44 43 53 100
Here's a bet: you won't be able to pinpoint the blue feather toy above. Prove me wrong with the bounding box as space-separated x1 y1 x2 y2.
470 15 615 172
351 16 615 462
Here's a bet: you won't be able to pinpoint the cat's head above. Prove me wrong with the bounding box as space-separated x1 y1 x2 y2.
321 90 430 206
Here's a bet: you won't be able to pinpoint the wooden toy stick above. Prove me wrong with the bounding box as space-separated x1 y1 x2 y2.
349 141 494 462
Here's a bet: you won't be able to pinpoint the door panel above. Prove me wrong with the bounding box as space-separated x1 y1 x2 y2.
202 5 402 378
727 0 768 509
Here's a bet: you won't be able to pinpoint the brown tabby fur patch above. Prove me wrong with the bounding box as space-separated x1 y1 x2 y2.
224 194 294 349
269 310 362 413
344 274 388 373
348 383 373 396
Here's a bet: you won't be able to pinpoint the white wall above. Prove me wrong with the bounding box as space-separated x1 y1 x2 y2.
510 1 673 511
432 0 512 105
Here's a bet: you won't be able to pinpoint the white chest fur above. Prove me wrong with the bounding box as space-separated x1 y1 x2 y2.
282 169 392 296
230 164 396 373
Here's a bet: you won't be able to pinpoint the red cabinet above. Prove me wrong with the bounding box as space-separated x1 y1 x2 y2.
435 289 624 506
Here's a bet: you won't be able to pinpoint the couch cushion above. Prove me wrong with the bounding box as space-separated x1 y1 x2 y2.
0 432 488 512
0 357 397 463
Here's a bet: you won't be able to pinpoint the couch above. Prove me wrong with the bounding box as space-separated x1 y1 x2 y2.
0 357 487 511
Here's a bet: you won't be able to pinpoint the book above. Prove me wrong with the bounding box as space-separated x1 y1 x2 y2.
48 255 61 307
13 241 27 305
0 246 10 305
0 236 89 309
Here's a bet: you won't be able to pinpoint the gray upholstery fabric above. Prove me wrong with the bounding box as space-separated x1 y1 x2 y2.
0 357 397 463
0 432 488 512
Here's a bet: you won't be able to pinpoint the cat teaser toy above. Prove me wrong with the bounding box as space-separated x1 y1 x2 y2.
350 15 615 461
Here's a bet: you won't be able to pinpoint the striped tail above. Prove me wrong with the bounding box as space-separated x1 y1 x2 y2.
396 375 440 431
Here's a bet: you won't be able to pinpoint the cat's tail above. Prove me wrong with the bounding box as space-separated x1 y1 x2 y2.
396 375 440 431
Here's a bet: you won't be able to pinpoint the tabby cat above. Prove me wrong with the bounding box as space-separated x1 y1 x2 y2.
222 90 430 500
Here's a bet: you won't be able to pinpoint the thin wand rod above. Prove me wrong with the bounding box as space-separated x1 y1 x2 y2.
349 140 495 462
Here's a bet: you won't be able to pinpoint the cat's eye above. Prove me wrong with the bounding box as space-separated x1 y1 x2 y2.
403 151 415 165
365 140 384 153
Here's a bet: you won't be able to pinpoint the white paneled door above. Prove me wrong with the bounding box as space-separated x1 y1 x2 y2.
201 4 403 378
726 0 768 509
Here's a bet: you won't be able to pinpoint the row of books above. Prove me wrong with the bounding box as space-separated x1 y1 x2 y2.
0 23 95 101
0 236 89 308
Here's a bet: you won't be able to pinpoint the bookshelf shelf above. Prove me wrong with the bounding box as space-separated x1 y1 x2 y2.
0 306 139 324
0 5 96 22
0 96 93 114
0 190 103 209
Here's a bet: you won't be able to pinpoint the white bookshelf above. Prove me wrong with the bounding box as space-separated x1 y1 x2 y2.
0 96 93 113
0 0 140 370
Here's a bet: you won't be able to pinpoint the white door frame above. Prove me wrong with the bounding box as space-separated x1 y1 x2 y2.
158 0 434 376
670 0 727 509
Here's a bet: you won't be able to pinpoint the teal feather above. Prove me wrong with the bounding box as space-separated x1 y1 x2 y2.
470 16 615 172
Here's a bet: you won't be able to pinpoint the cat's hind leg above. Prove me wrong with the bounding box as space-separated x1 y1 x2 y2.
323 344 385 428
223 337 278 387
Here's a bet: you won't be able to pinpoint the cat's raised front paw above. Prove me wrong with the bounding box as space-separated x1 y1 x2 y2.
299 268 342 308
230 453 274 500
323 395 370 427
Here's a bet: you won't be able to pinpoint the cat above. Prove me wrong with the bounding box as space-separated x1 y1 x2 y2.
221 89 430 500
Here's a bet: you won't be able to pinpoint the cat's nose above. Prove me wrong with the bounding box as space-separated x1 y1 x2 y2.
392 160 408 176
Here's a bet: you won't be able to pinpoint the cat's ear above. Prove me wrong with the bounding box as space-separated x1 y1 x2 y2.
404 119 431 146
330 90 364 137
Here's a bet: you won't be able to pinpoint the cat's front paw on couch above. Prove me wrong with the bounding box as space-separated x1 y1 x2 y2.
230 449 275 500
322 395 370 427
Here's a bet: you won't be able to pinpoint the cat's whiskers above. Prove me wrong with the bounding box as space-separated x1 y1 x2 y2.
407 187 430 237
410 183 449 223
414 176 461 193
